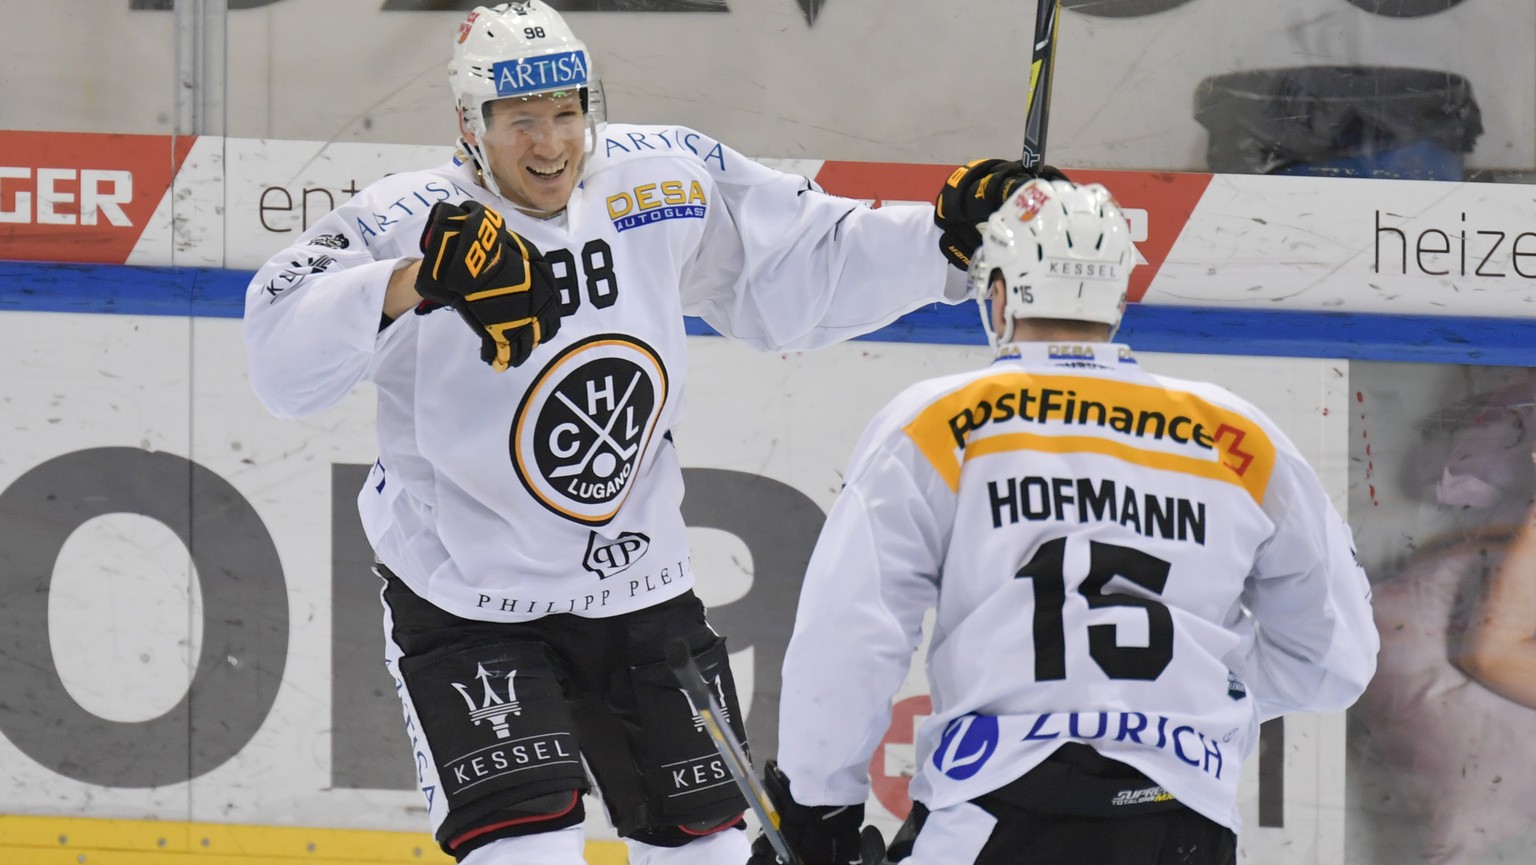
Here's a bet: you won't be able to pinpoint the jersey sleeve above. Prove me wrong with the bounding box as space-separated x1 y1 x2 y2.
674 130 969 352
242 205 410 418
775 402 948 806
1239 441 1379 721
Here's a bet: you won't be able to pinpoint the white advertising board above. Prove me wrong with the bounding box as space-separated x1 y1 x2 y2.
0 303 1347 862
8 132 1531 317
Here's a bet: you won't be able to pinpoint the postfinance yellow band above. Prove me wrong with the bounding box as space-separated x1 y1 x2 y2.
0 815 628 864
903 372 1276 503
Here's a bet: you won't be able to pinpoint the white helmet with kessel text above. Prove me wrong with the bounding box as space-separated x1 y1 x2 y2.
449 2 606 195
969 178 1135 346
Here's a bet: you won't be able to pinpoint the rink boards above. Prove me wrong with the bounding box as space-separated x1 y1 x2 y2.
1 131 1534 864
5 129 1536 320
0 306 1348 864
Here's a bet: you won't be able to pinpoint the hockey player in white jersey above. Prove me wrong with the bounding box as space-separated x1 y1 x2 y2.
749 179 1380 865
237 2 1036 864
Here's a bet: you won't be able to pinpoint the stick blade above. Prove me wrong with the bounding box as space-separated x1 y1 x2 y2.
860 824 888 865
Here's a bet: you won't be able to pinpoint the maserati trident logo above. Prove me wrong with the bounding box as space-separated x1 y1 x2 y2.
452 663 521 739
677 672 731 732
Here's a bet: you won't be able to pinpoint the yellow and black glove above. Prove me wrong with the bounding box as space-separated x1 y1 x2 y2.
934 159 1070 270
414 200 562 371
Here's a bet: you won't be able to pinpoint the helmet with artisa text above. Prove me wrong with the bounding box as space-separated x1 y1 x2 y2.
449 2 607 197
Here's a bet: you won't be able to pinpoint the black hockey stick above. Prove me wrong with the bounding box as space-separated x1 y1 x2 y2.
667 638 800 865
667 642 890 864
1022 0 1063 171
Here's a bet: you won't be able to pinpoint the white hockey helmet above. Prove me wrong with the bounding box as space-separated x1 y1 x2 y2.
969 178 1135 346
449 2 606 196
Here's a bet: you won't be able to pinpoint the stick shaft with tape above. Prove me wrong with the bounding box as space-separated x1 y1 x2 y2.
1023 0 1063 171
666 639 798 865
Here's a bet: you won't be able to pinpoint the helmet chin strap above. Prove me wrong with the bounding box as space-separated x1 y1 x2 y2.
998 316 1018 347
458 134 503 199
974 291 1020 350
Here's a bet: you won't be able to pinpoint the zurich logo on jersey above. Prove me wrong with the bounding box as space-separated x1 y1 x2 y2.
933 714 999 780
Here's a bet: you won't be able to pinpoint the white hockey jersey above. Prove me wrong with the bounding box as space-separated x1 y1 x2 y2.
776 342 1378 831
244 123 965 622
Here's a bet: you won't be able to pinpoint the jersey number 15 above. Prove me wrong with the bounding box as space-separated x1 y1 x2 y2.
1015 537 1174 682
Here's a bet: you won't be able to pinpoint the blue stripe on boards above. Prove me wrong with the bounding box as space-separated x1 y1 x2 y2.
687 302 1536 367
0 261 247 318
3 261 1533 366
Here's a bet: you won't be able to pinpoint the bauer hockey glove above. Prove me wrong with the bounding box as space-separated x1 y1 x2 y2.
414 200 563 371
934 158 1071 270
747 760 867 865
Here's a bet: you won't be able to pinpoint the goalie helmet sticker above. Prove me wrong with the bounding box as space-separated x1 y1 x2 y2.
512 334 668 525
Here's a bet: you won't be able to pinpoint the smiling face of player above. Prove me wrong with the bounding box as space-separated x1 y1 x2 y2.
465 90 587 217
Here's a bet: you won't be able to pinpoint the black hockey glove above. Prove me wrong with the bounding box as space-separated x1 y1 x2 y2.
934 158 1071 270
414 200 562 371
746 760 867 865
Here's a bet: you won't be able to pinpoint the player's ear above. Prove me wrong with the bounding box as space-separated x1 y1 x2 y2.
989 273 1008 310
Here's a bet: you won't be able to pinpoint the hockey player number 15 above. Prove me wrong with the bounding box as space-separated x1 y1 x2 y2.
1014 536 1174 682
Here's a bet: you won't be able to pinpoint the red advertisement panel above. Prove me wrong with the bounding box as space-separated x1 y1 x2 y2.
0 131 195 264
814 162 1213 304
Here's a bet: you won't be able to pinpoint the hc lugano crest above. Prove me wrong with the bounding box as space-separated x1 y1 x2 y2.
512 335 668 525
